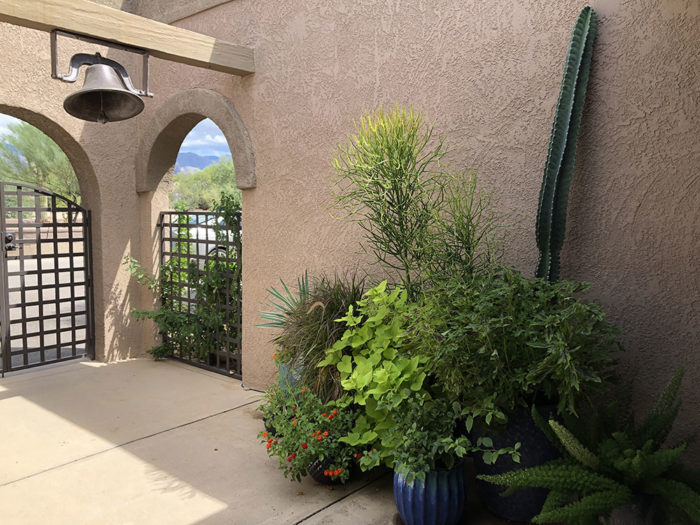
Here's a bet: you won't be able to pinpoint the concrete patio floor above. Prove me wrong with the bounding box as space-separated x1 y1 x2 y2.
0 358 505 524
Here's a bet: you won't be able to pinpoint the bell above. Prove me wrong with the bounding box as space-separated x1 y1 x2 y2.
63 63 144 124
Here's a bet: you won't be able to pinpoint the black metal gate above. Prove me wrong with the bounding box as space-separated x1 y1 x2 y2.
158 210 242 378
0 182 94 375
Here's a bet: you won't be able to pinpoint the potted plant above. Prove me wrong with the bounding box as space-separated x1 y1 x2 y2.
319 281 518 523
414 267 622 521
479 369 700 524
390 396 520 525
258 385 360 484
260 272 365 401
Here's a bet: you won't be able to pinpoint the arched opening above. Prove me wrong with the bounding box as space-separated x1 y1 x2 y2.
134 89 254 378
0 110 99 373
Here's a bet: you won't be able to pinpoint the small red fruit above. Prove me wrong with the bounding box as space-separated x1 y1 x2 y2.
322 413 327 417
291 453 296 459
292 421 297 426
272 353 277 361
355 453 363 459
301 443 308 449
292 406 297 412
266 443 271 450
301 387 307 393
332 409 338 416
262 431 268 438
323 431 329 437
287 456 292 462
328 414 334 420
317 435 323 441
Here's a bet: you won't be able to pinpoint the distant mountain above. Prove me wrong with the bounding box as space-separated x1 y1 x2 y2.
175 152 219 174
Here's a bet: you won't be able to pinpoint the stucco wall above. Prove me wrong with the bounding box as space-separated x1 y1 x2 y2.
0 0 697 460
0 22 148 364
164 0 698 455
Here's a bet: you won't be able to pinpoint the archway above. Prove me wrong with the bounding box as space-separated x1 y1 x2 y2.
0 107 100 372
134 89 254 377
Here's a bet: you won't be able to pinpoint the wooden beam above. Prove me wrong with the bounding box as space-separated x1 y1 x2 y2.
0 0 254 76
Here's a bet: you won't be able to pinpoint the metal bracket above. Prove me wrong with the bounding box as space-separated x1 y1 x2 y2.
4 233 15 252
51 30 153 97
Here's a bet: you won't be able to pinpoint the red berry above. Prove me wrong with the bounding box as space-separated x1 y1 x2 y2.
293 407 297 412
322 413 327 417
301 443 308 449
266 443 271 450
317 435 323 441
288 456 292 462
332 409 338 416
292 421 297 426
262 431 268 438
291 453 296 459
323 431 329 437
355 453 363 459
328 414 334 420
301 387 307 393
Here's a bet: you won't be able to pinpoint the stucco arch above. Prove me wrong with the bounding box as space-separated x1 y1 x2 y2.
135 88 255 193
0 105 101 209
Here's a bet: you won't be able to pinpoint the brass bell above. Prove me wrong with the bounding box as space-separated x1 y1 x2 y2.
63 63 145 124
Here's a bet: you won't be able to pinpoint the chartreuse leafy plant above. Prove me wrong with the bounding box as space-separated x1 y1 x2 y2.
536 6 597 281
258 385 360 483
318 281 516 476
318 281 427 466
479 369 700 524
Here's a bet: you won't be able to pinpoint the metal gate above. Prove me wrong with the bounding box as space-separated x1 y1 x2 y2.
158 210 242 378
0 182 94 375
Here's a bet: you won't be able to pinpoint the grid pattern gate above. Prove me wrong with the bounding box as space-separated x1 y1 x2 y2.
158 211 242 378
0 182 94 374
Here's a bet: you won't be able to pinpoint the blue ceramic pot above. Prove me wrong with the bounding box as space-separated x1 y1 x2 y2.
393 461 466 525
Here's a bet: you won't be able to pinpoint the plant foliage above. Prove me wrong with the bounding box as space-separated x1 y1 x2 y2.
479 369 700 524
258 386 360 483
414 267 621 418
260 273 365 402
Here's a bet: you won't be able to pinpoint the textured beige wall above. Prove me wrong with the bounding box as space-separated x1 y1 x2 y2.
0 22 149 363
0 1 697 460
165 0 698 455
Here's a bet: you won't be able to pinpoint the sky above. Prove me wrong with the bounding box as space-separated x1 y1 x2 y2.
0 113 230 159
179 118 231 158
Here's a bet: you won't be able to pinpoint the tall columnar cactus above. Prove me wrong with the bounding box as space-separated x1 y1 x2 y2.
535 7 597 281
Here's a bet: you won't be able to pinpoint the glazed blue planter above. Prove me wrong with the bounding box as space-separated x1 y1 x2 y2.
393 461 466 525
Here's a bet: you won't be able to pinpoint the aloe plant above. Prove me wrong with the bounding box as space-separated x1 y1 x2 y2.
536 7 597 281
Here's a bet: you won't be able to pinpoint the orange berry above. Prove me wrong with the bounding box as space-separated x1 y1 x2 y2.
272 353 277 360
337 468 343 474
292 421 297 426
317 435 323 441
332 409 338 416
266 443 271 450
262 431 268 437
301 387 307 393
323 431 329 437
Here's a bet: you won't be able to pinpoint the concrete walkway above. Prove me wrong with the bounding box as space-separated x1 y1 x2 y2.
0 358 503 524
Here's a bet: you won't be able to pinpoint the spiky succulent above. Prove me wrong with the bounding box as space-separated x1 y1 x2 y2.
479 369 700 524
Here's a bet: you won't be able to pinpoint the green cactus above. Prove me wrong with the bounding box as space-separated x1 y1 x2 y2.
536 7 597 281
478 369 700 523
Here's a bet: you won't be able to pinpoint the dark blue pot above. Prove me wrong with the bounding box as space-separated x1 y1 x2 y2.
393 461 466 525
472 405 560 522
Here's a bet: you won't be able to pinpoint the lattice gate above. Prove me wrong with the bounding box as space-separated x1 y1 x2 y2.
158 210 242 378
0 182 94 375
